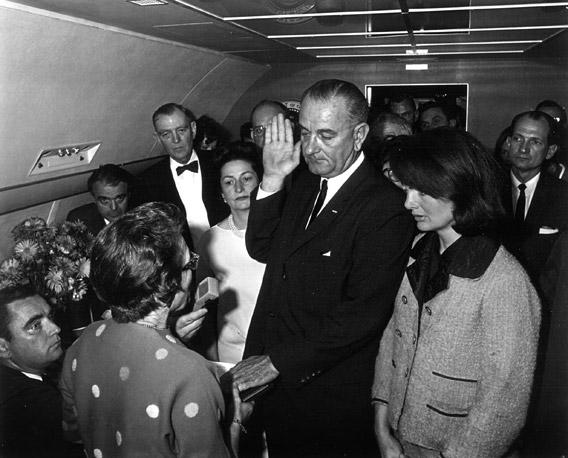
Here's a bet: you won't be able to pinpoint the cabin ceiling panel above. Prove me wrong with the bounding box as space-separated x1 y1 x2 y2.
5 0 566 63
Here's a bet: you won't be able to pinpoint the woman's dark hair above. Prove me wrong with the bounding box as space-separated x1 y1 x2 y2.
390 128 506 236
90 202 186 322
215 141 263 186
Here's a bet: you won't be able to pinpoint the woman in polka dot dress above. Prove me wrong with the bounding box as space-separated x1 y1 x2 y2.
60 202 250 457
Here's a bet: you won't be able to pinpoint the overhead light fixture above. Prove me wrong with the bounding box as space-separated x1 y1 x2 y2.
269 24 568 39
127 0 167 5
226 3 568 21
297 39 541 50
406 64 429 71
316 50 524 58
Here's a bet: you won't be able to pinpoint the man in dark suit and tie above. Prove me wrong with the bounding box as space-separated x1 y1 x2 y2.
138 103 228 249
67 164 133 235
502 111 568 286
0 286 82 457
230 79 415 457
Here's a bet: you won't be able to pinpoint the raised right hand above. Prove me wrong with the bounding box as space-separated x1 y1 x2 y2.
261 113 301 192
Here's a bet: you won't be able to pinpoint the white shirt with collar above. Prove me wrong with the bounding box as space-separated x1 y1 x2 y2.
170 151 210 246
257 152 365 212
511 171 540 220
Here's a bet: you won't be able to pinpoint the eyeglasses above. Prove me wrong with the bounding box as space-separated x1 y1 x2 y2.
182 251 199 271
250 125 267 138
382 167 400 184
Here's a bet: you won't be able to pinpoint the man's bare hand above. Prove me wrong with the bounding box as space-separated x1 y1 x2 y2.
261 114 301 192
174 308 207 344
230 355 280 391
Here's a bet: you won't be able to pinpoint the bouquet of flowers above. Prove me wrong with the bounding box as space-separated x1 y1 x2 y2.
0 217 93 308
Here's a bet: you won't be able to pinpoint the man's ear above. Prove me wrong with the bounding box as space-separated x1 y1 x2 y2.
0 337 11 359
353 122 370 152
546 144 558 160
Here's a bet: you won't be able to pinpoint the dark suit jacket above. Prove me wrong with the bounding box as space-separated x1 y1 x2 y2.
0 365 81 457
137 150 229 248
502 171 568 287
66 203 105 236
244 158 414 456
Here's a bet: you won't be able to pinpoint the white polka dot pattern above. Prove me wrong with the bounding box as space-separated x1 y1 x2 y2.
119 366 130 381
91 385 100 398
155 348 168 360
93 449 103 458
116 430 122 446
184 402 199 418
71 358 77 372
146 404 160 418
95 324 106 337
165 335 177 344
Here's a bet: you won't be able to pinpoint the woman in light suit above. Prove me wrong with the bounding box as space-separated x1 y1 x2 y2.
373 129 541 458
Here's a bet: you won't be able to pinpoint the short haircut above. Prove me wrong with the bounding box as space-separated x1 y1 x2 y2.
90 202 186 323
87 164 133 194
215 141 263 185
250 100 288 123
536 99 567 126
152 103 196 129
369 112 413 140
509 110 559 146
419 101 455 121
0 285 38 341
388 94 416 110
302 79 369 126
390 128 506 236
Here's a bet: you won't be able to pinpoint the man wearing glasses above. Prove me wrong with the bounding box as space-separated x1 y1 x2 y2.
250 100 289 148
139 103 228 249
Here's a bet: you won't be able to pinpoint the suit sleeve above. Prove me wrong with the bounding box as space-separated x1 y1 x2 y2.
372 316 396 404
257 194 414 386
245 186 288 264
443 264 541 458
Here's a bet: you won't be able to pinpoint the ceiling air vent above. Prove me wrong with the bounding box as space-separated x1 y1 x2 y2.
29 142 101 176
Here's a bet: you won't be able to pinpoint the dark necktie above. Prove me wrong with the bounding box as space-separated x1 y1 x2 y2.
515 183 526 224
176 161 199 176
307 179 328 227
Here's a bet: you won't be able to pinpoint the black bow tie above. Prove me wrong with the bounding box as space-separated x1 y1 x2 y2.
176 161 199 175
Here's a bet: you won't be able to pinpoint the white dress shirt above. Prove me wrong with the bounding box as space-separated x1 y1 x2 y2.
511 171 540 220
170 151 210 246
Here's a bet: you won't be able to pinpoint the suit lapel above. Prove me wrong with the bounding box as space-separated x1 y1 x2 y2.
286 160 373 256
524 173 549 227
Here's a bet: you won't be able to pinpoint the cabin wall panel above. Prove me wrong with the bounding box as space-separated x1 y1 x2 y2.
0 4 267 221
225 59 568 149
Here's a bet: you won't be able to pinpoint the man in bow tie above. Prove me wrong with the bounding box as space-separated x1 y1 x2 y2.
138 103 228 250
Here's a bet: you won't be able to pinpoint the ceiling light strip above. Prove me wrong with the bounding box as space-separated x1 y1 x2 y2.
225 3 568 21
316 50 525 58
298 40 541 50
224 9 400 21
269 25 568 39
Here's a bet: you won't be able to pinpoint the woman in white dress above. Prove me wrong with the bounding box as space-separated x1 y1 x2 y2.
198 142 266 364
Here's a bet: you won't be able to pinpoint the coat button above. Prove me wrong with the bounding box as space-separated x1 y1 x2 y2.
391 359 396 368
395 329 402 337
404 368 409 378
401 295 408 304
425 306 432 315
412 335 416 345
282 273 286 280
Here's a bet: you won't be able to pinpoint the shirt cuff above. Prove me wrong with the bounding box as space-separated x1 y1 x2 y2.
257 183 279 200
